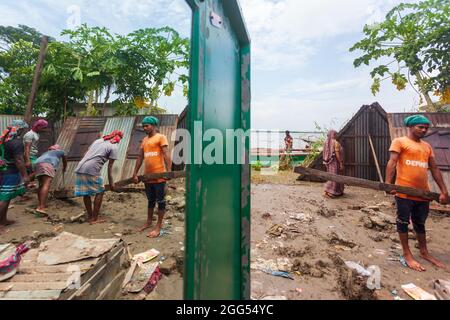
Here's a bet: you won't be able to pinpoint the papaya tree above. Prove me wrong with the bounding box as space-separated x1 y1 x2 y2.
350 0 450 111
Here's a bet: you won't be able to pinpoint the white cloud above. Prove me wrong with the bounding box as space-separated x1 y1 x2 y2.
0 0 191 38
240 0 415 71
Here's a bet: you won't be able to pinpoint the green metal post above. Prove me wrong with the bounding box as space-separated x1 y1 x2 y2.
184 0 251 300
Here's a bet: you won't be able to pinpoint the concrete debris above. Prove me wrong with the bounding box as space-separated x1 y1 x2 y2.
168 197 185 211
262 212 272 219
69 213 85 223
338 267 377 300
390 234 401 243
276 258 293 272
317 207 337 218
370 232 389 242
291 260 325 278
275 246 312 258
159 257 178 276
369 215 387 229
267 224 284 237
289 213 314 223
328 231 356 248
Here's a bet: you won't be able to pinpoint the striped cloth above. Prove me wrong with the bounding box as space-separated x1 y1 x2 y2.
74 173 105 197
35 162 56 178
0 171 26 201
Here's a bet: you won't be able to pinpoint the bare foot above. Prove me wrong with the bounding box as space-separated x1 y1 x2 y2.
138 222 153 232
0 220 16 227
89 217 107 225
421 253 446 269
404 255 426 272
147 228 161 238
35 208 48 217
323 192 335 199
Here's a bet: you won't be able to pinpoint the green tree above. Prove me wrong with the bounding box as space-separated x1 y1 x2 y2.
350 0 450 111
0 25 55 51
0 24 190 119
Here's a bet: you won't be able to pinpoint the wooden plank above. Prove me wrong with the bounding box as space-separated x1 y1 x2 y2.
18 266 76 274
61 242 124 300
0 282 68 291
9 274 72 283
114 171 187 187
294 166 442 202
430 204 450 213
69 245 125 300
97 270 126 300
0 290 61 300
53 172 186 198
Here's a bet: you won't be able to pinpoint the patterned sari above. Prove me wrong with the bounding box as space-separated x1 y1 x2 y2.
323 130 344 197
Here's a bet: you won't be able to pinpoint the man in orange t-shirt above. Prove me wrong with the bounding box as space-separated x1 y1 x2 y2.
132 116 172 238
386 115 448 272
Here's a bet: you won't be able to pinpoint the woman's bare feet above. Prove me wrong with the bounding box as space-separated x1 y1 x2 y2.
404 254 426 272
323 192 335 199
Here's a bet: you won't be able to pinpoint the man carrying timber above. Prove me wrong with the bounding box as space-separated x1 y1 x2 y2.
386 115 448 272
132 116 172 238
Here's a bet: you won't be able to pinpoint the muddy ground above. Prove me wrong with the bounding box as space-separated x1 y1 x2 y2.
251 170 450 300
0 180 186 300
2 171 449 300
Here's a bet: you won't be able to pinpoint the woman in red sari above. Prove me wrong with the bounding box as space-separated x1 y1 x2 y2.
323 130 345 198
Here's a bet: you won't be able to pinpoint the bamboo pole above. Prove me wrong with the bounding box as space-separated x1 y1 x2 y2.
24 36 49 123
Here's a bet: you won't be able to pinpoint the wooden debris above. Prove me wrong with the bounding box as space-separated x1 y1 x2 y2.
295 166 442 202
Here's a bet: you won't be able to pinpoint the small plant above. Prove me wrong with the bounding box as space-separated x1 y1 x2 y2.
302 122 327 167
252 160 263 172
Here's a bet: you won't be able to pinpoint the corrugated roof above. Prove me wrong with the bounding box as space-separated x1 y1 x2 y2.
0 115 24 133
99 117 135 181
304 102 390 181
51 115 179 191
1 115 59 156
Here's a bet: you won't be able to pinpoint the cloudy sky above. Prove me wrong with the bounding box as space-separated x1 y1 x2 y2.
0 0 422 131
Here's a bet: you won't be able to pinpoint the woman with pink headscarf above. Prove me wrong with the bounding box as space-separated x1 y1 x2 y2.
34 144 67 215
323 130 345 198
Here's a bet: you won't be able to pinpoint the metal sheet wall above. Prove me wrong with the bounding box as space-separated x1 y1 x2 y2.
50 115 179 191
304 103 391 182
51 117 81 190
99 117 135 182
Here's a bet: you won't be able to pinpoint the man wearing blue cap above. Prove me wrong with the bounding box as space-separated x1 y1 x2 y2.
132 116 172 238
386 115 448 272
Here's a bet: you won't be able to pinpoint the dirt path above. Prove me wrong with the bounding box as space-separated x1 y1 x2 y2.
251 171 450 300
0 180 185 300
